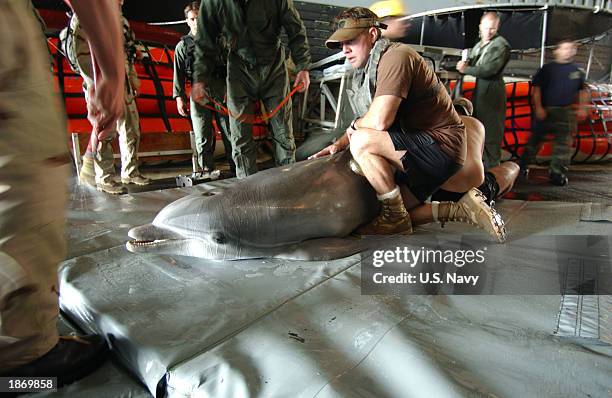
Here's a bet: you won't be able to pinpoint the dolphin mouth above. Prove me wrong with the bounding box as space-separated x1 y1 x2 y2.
127 238 171 247
126 223 190 254
126 238 183 252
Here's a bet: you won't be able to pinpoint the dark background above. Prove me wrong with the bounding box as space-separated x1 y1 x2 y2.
32 0 344 61
33 0 192 23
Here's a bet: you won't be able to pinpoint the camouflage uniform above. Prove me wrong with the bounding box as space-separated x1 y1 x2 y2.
70 13 143 185
193 0 311 178
173 33 233 173
463 34 511 168
0 0 68 370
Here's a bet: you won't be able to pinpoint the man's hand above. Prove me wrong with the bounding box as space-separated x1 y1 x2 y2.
308 142 343 160
294 70 310 93
87 78 124 141
308 133 349 159
456 60 468 74
176 97 189 117
534 107 547 121
191 82 206 104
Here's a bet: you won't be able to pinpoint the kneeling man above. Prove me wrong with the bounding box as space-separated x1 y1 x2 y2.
312 7 505 242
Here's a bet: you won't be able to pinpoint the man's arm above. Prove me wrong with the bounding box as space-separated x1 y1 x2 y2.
531 86 546 121
281 0 311 73
192 0 222 103
70 0 125 137
462 41 510 79
355 47 407 130
309 95 401 159
172 41 190 116
281 0 311 92
193 0 221 85
354 95 402 131
173 41 187 99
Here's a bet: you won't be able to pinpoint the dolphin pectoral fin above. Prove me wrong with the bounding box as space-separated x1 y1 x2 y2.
270 237 369 261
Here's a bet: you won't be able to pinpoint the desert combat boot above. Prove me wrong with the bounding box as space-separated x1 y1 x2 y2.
355 194 413 236
436 188 507 243
78 155 96 187
121 174 152 185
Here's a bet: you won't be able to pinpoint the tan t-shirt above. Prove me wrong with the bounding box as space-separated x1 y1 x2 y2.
375 43 466 164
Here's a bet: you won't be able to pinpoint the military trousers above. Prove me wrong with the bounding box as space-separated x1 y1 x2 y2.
226 50 296 178
520 106 575 175
473 79 507 169
190 79 233 172
0 0 68 371
93 94 141 184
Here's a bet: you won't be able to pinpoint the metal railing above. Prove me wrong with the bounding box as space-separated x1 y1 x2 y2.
489 0 611 12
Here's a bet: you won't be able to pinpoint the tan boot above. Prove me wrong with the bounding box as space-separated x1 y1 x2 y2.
78 156 96 187
436 188 507 243
96 180 127 195
121 174 152 185
355 194 413 236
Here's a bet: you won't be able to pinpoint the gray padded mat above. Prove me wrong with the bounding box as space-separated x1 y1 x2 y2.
57 182 612 397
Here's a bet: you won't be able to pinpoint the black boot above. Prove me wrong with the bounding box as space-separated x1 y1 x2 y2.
0 334 109 388
549 172 568 186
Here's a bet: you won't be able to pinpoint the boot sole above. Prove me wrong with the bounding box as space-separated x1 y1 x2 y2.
470 190 507 243
121 181 151 186
96 187 126 195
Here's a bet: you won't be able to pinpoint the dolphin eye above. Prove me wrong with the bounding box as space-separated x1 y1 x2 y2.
201 192 216 197
212 232 226 244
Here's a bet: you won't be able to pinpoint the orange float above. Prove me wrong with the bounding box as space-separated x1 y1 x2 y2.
459 80 612 163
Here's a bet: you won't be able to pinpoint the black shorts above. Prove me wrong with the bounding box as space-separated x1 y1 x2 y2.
388 122 462 202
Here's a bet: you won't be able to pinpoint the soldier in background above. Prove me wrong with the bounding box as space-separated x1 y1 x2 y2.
519 39 588 186
173 1 234 178
456 11 511 169
192 0 311 178
76 0 151 193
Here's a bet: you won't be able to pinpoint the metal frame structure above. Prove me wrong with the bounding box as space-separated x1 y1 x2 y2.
400 3 611 69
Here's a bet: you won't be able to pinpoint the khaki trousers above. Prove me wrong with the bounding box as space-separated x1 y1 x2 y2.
0 0 68 371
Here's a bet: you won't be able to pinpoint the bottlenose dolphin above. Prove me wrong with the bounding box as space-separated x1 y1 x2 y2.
126 150 380 260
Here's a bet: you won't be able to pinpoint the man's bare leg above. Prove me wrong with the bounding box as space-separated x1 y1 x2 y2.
349 128 415 235
488 162 520 197
349 128 406 193
440 116 485 193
